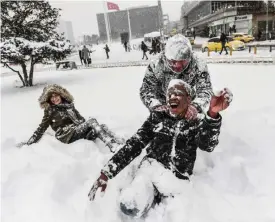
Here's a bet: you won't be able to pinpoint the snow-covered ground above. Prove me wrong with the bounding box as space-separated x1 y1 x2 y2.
1 64 275 222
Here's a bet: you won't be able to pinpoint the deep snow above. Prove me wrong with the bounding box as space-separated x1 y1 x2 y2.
1 64 275 222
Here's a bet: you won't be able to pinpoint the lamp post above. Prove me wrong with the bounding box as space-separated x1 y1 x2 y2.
266 0 269 40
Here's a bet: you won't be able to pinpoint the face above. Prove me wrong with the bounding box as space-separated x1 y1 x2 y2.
167 59 190 73
166 84 191 116
50 93 62 105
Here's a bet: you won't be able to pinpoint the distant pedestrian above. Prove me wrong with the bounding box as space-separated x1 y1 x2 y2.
82 45 90 66
257 30 262 41
104 44 110 59
219 32 228 55
141 41 148 60
124 41 128 52
78 48 84 65
127 42 131 52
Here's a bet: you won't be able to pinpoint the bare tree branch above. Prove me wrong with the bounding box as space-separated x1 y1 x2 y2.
2 62 25 86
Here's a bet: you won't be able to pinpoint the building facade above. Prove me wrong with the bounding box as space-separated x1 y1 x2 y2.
57 19 75 44
97 5 161 42
180 1 275 39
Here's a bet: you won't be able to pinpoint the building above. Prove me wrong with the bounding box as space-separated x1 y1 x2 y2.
57 19 75 44
96 5 161 42
180 1 275 39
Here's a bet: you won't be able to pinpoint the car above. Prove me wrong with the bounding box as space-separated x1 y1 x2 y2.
232 33 254 43
201 37 245 53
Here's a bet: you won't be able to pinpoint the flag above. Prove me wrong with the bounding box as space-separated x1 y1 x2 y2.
107 2 119 10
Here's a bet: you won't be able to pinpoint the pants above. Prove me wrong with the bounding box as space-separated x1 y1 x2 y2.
106 52 109 59
220 42 228 54
119 158 188 218
69 119 98 143
142 51 148 60
69 118 122 152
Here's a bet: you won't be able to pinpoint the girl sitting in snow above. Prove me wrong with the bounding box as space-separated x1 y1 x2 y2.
17 84 124 152
88 79 233 218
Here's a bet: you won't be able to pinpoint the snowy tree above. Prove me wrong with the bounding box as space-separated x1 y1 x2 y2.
0 1 72 87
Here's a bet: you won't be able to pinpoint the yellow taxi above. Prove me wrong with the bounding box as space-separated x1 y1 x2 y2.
201 36 245 52
232 33 254 43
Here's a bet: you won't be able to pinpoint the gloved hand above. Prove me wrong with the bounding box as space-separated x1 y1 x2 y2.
208 88 233 118
88 172 108 201
16 141 28 148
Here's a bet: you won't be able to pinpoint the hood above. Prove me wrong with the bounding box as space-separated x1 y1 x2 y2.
38 84 74 109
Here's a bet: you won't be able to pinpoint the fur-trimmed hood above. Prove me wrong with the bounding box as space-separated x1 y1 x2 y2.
39 84 74 109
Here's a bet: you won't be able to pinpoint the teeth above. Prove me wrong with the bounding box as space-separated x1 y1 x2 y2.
170 103 178 106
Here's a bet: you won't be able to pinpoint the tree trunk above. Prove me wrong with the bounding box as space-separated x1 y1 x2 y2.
3 62 26 87
28 59 35 86
21 63 29 86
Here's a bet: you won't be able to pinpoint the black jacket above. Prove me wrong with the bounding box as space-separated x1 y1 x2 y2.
28 103 85 144
140 53 213 113
102 111 222 180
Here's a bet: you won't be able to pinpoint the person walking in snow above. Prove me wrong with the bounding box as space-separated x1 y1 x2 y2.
141 41 148 60
140 34 213 121
124 41 128 52
88 79 233 218
82 45 90 66
219 32 228 55
104 44 110 59
17 84 123 152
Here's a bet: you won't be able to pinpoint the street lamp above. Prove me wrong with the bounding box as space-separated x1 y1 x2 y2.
266 0 269 40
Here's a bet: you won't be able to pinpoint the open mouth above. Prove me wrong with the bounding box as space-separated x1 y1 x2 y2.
169 101 179 109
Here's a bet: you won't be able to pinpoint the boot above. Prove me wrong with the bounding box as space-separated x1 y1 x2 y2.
101 124 125 145
88 119 120 153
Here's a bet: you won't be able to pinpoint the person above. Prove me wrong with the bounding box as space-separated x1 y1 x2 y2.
78 48 84 65
219 32 228 55
140 34 213 121
150 39 156 55
17 84 124 152
82 45 90 66
141 41 148 60
88 79 233 218
127 42 131 52
124 41 128 52
104 44 110 59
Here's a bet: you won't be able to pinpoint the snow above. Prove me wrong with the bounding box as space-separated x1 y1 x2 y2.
1 60 275 221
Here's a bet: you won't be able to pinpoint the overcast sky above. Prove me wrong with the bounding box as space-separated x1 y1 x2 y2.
49 0 184 38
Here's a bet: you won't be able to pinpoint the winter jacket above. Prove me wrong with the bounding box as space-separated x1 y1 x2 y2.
220 33 228 43
102 110 221 180
140 53 213 113
82 48 90 60
28 84 85 144
104 45 110 53
141 42 148 52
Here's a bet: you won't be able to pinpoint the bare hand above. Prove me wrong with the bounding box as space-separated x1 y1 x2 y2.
209 88 233 114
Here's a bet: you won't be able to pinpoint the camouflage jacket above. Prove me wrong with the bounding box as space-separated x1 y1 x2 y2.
102 111 222 180
140 52 213 112
28 103 85 144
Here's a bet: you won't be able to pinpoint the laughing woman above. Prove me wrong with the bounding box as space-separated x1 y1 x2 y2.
18 84 124 152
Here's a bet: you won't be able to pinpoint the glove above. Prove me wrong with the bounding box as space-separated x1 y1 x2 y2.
182 104 198 120
88 172 108 201
16 141 28 148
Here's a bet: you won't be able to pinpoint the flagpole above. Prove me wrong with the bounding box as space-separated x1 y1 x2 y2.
127 8 132 41
103 1 110 44
106 8 112 43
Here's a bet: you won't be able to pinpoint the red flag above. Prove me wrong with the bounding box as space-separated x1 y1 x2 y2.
107 2 119 10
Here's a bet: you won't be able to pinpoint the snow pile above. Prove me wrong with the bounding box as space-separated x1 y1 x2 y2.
1 65 275 222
